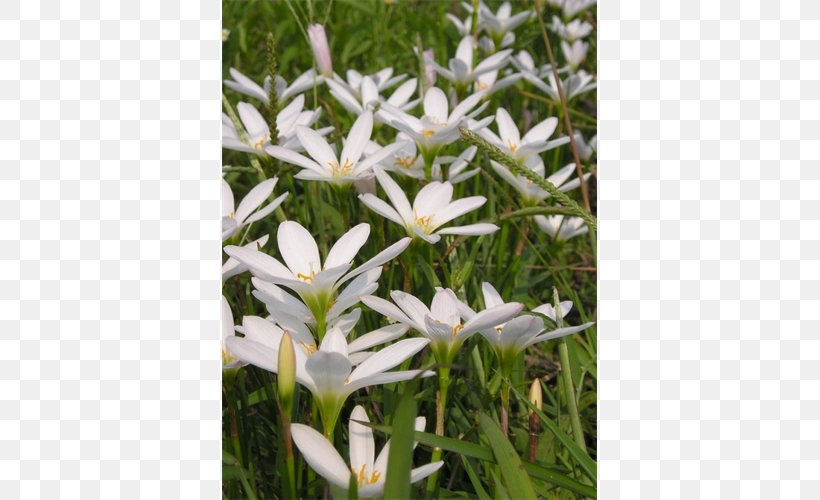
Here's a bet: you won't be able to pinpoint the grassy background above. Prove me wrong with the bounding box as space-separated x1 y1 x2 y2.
222 0 597 498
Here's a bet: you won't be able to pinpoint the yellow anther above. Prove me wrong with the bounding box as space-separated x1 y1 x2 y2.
476 81 489 90
422 129 435 138
452 323 464 337
296 271 316 283
394 156 417 169
299 342 317 355
495 326 504 334
508 140 518 153
415 214 432 228
330 158 354 177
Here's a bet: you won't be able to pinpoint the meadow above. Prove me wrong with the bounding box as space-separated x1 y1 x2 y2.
221 0 598 497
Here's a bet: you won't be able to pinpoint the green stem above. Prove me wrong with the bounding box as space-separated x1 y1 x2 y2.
553 288 586 452
425 366 450 498
224 371 244 466
500 384 510 437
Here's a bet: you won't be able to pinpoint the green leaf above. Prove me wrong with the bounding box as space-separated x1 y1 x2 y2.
460 456 491 500
477 412 537 499
383 380 419 499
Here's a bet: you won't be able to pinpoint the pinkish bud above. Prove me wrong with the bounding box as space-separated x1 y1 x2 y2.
308 24 333 77
423 49 436 87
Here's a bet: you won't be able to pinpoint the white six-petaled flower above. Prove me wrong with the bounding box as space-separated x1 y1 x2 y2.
425 35 512 87
221 177 288 241
360 166 498 244
266 110 408 185
291 406 443 498
224 67 323 105
534 214 589 241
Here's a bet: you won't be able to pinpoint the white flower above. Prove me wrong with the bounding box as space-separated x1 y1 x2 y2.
492 162 590 204
291 406 443 497
325 74 419 119
332 68 409 99
222 28 230 42
573 132 597 160
221 296 246 370
379 86 491 163
222 177 288 241
227 323 432 431
223 67 324 105
478 107 569 168
362 288 522 365
222 96 331 154
474 1 532 46
266 110 408 186
425 35 512 86
511 50 557 81
531 70 597 104
308 24 333 77
367 135 478 184
223 235 269 280
473 69 523 95
551 16 593 41
548 0 597 19
360 167 498 244
561 40 588 70
224 220 411 332
477 283 594 372
534 215 589 241
445 11 473 36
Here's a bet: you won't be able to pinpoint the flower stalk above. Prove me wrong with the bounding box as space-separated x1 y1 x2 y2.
553 287 586 452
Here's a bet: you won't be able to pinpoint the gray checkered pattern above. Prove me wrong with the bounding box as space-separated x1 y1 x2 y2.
599 1 820 498
3 1 221 498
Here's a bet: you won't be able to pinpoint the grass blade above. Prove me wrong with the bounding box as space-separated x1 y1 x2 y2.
477 412 537 499
383 380 419 499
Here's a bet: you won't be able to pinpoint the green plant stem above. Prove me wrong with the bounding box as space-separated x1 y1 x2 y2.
223 372 244 466
554 288 586 452
500 384 510 437
459 127 597 231
425 366 450 498
279 406 296 499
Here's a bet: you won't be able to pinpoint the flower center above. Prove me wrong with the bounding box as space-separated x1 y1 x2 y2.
299 341 318 355
508 140 518 153
352 464 381 486
251 133 270 150
422 129 435 138
330 158 354 177
413 211 434 232
296 270 316 283
394 155 417 169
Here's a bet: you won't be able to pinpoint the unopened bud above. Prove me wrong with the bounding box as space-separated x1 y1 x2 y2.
278 332 296 415
529 378 543 412
307 24 333 77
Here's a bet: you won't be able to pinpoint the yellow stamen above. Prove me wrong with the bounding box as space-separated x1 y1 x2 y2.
299 341 317 355
422 129 435 138
452 323 464 337
476 81 489 90
296 271 316 283
508 140 518 153
495 326 504 334
329 158 354 177
394 156 417 169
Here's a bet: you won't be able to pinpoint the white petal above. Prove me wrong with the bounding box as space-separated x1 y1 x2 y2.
223 235 269 281
455 35 474 69
522 117 558 144
387 78 417 107
340 237 411 284
222 179 235 217
225 336 278 373
242 315 284 349
347 324 409 354
291 424 351 489
330 308 363 336
251 278 313 323
346 369 435 393
495 108 520 147
462 302 524 336
237 102 268 137
423 87 449 123
234 177 278 223
221 295 235 343
481 282 505 309
410 462 445 483
430 289 461 325
312 263 352 292
527 322 594 347
430 196 486 228
360 295 419 331
435 223 499 235
372 166 413 223
473 49 512 76
413 182 453 216
305 351 352 395
349 337 430 383
390 291 432 330
354 141 412 175
223 245 295 283
277 221 321 278
319 327 349 358
243 191 288 225
324 223 371 270
449 90 486 122
265 145 325 174
341 111 373 167
359 193 404 225
296 125 338 169
348 405 375 473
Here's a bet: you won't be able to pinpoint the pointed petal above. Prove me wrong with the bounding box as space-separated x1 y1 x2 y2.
340 237 411 284
481 282 504 309
455 35 474 69
495 108 520 147
372 166 413 222
462 302 524 336
349 406 375 473
223 245 294 283
359 193 404 225
435 223 500 235
410 462 445 483
430 289 461 325
347 324 409 354
319 327 349 357
527 322 595 347
221 295 235 343
291 424 351 489
278 221 321 278
387 78 417 107
243 191 288 225
423 87 449 123
430 196 486 228
324 223 371 270
223 235 270 281
305 351 352 395
346 369 435 393
349 337 430 383
237 102 268 137
225 336 278 373
265 145 325 174
296 125 338 169
222 179 235 217
360 295 420 332
522 117 558 144
330 308 362 335
341 111 373 167
234 177 278 223
390 291 432 330
413 182 453 216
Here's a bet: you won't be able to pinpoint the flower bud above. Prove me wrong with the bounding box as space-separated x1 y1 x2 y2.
308 24 333 77
423 49 436 88
529 378 543 412
278 332 296 414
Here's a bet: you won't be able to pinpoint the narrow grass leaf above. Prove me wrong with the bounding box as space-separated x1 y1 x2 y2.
478 412 537 499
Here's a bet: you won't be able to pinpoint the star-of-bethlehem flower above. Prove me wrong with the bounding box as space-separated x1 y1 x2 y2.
534 214 589 241
468 1 533 49
379 86 492 170
561 40 589 71
476 283 595 376
366 135 479 184
359 166 498 244
536 70 597 104
326 74 419 119
221 177 288 241
551 16 594 42
265 110 408 186
223 235 268 281
332 67 409 100
222 95 332 154
223 67 323 105
224 220 411 337
424 35 512 88
291 405 443 498
227 322 433 433
361 287 522 367
549 0 597 20
477 107 589 204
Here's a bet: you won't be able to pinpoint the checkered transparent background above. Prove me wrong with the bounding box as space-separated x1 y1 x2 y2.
2 0 222 498
599 0 820 498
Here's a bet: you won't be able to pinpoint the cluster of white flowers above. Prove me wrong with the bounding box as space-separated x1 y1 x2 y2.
221 1 596 495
